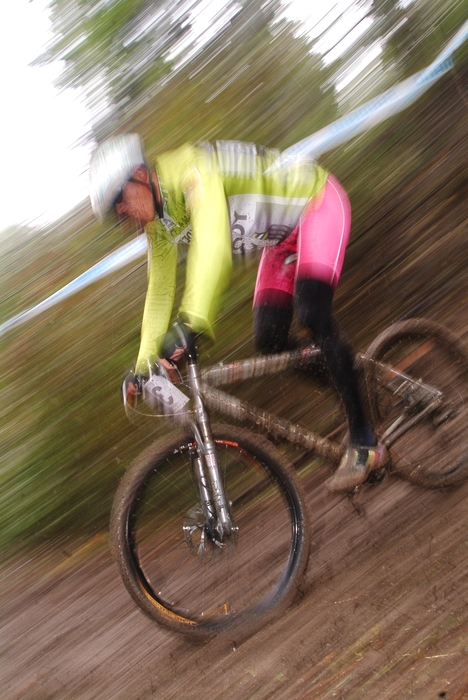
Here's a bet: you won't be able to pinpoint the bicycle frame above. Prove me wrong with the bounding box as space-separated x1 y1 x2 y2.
128 339 442 533
114 317 468 635
199 345 442 460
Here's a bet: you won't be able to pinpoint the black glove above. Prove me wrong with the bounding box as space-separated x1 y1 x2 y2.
161 318 197 362
122 369 146 402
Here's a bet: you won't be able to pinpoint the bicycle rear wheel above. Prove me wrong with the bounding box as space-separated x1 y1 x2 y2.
111 424 309 636
365 318 468 488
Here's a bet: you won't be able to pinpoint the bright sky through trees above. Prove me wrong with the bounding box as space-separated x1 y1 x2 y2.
1 0 92 231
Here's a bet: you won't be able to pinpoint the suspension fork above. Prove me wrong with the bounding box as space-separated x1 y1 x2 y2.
186 356 234 536
187 443 217 522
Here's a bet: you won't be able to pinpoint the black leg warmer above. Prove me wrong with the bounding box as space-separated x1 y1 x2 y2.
253 304 293 354
295 278 374 444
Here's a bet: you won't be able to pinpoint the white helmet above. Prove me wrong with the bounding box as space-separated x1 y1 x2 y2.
89 133 147 219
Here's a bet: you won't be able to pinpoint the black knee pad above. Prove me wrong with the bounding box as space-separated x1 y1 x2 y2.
253 305 293 354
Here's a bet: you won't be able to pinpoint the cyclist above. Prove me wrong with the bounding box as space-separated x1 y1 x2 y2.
89 134 386 491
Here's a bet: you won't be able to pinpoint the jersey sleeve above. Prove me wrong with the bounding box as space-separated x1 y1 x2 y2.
135 225 178 375
178 158 232 335
135 145 232 370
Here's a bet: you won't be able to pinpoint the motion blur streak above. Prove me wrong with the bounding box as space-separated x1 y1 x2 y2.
4 16 467 338
271 17 468 167
3 1 468 696
0 236 147 337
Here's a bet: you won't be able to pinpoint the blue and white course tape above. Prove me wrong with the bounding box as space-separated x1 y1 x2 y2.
269 18 468 169
0 235 147 337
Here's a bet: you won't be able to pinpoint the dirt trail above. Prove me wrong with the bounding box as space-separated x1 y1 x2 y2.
2 458 468 699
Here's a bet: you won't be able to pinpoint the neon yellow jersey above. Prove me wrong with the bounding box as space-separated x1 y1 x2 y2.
135 142 328 373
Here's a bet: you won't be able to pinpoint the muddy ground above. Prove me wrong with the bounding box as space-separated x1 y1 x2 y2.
2 444 468 699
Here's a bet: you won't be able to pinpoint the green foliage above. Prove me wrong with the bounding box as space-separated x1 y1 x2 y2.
135 18 337 155
39 0 337 149
0 210 259 552
38 0 193 109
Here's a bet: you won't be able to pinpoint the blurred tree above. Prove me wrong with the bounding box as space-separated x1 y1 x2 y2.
326 0 468 112
38 0 337 149
356 0 468 79
37 0 196 111
132 8 337 153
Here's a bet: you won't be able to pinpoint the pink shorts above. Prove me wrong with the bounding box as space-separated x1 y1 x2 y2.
253 174 351 308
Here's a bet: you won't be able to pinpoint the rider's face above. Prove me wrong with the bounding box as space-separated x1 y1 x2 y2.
115 168 156 228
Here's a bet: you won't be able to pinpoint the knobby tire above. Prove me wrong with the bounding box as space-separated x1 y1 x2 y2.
110 424 309 636
365 318 468 488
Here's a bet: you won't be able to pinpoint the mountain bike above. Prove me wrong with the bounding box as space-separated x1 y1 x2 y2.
110 317 468 636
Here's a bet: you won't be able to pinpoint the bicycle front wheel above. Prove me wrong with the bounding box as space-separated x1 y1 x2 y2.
111 424 309 636
365 318 468 488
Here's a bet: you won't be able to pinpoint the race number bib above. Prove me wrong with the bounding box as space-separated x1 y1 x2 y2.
227 194 307 253
144 375 190 415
